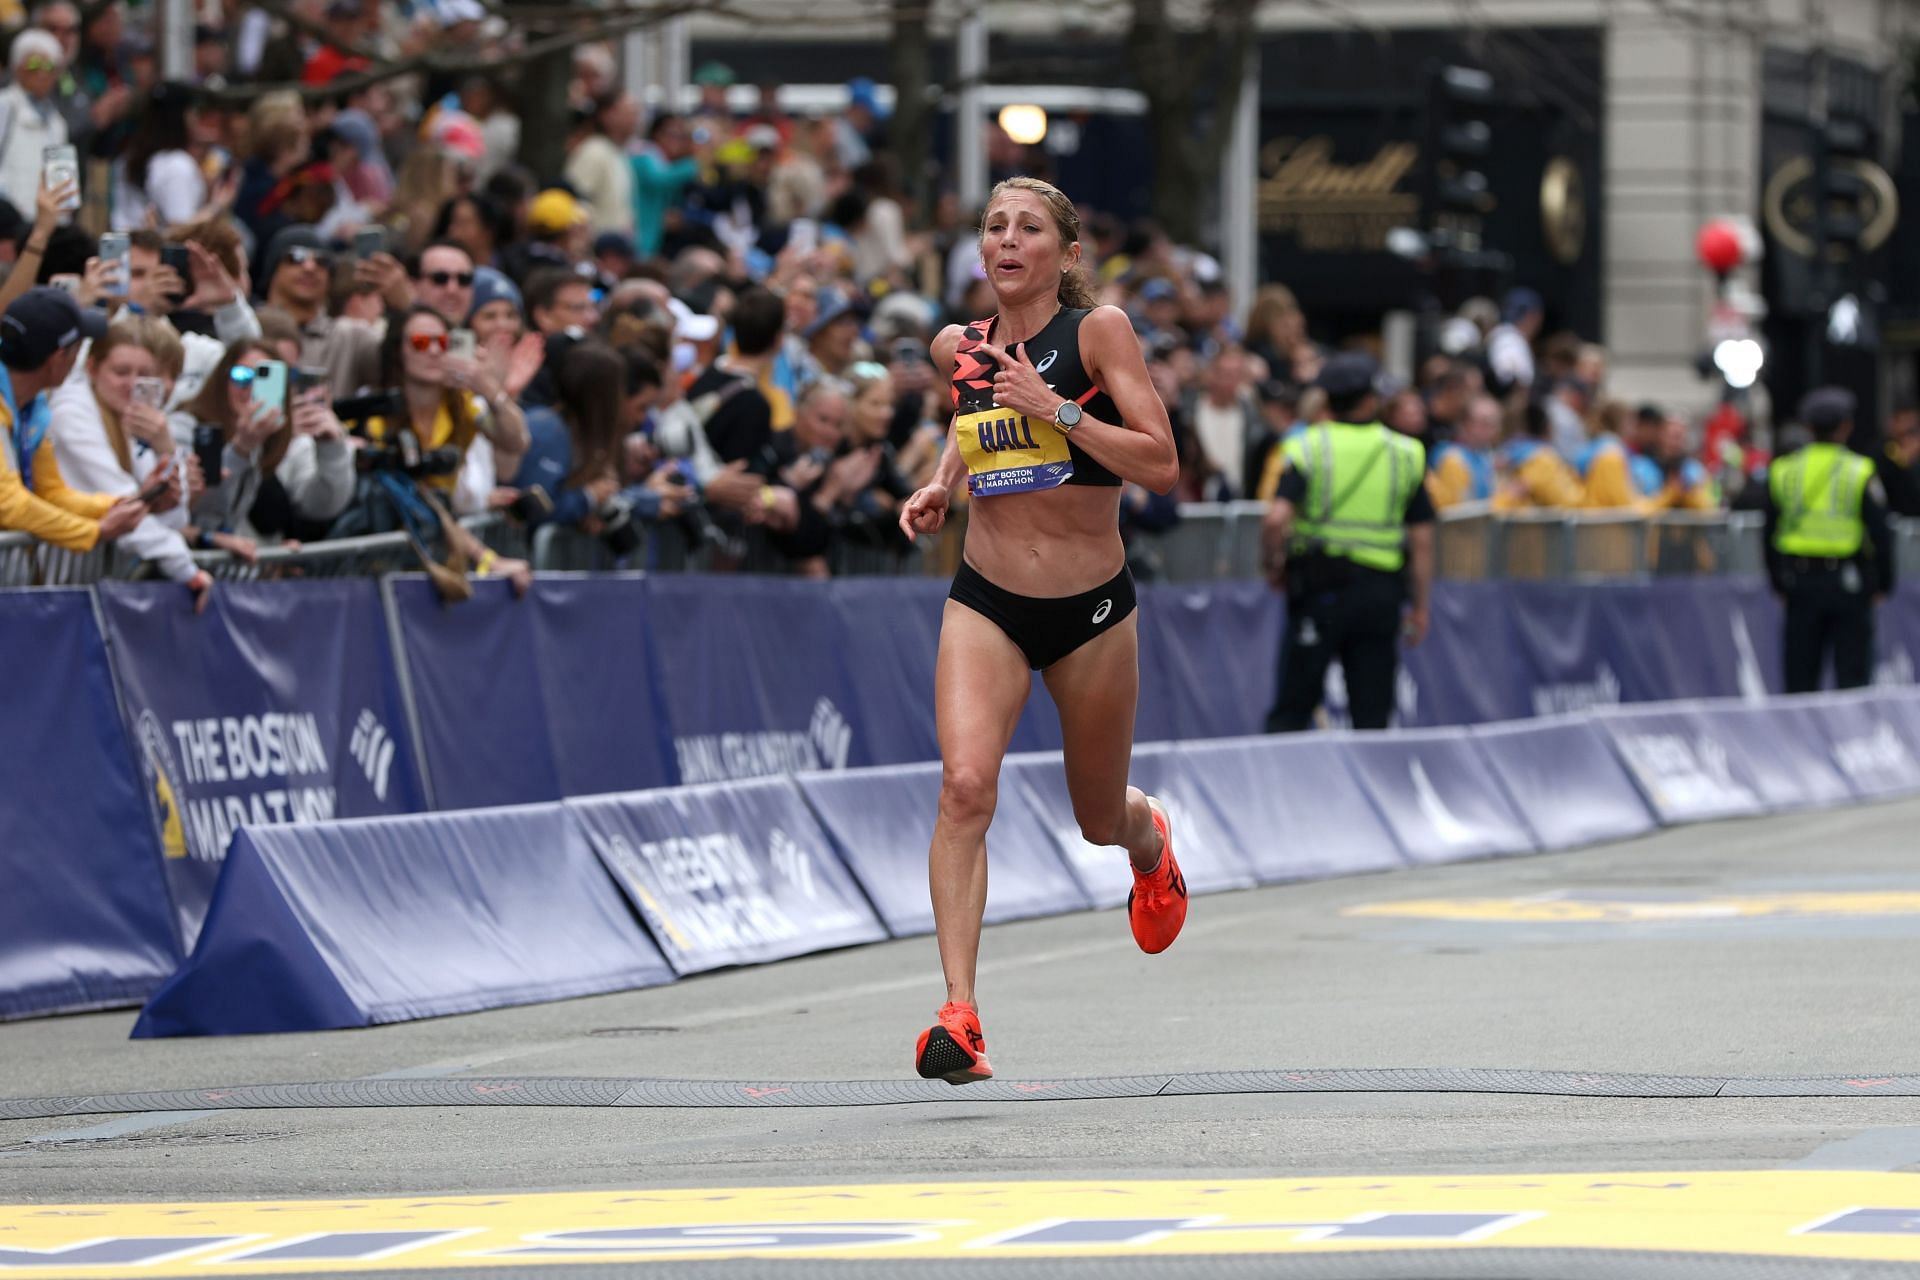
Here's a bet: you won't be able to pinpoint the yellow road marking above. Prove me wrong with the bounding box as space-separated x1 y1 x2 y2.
2 1172 1920 1273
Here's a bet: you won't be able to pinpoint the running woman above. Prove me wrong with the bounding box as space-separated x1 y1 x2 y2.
897 176 1184 1085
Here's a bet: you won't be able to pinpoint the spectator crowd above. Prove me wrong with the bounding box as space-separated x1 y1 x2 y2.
0 1 1905 601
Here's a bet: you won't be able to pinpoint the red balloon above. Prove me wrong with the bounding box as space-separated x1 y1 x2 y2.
1696 220 1743 275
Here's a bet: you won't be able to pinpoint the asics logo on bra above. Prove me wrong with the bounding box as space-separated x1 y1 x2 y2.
1091 598 1113 624
1034 349 1058 373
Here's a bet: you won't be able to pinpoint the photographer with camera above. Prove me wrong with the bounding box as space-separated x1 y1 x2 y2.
181 340 353 547
505 340 641 554
331 306 525 531
50 313 214 610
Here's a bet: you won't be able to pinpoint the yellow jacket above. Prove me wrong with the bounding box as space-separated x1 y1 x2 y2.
1493 439 1585 511
1580 440 1641 509
0 423 114 552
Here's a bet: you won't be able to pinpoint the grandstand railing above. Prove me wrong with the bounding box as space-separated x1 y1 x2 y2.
2 506 1908 585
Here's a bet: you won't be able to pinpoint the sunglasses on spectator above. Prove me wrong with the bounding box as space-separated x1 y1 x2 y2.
422 270 475 287
285 246 331 267
228 366 258 385
408 332 449 352
20 56 54 71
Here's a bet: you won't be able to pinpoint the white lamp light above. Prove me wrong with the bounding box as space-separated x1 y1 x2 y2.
998 103 1048 146
1713 338 1765 390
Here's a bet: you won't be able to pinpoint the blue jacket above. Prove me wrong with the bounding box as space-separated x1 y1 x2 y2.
510 407 591 528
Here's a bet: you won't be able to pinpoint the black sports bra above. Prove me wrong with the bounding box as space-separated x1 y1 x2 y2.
950 308 1122 488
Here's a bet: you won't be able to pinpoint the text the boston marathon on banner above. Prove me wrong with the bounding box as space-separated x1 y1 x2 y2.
96 581 426 944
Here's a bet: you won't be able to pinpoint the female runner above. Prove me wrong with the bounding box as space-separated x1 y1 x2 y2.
898 176 1184 1084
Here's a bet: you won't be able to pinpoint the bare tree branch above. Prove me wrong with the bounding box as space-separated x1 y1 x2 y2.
200 0 726 106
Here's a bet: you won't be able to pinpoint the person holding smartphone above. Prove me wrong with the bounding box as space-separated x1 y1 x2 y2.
50 313 215 611
0 288 149 553
182 340 353 546
0 31 70 219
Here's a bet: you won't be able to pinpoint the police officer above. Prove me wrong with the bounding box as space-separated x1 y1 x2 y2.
1764 387 1894 693
1261 352 1436 731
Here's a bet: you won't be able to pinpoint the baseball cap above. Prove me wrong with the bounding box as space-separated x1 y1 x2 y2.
0 287 106 371
666 297 720 344
1800 387 1857 433
467 266 522 321
1140 278 1177 303
693 61 735 88
528 189 588 236
743 123 781 151
803 288 864 340
592 231 636 261
1316 352 1385 400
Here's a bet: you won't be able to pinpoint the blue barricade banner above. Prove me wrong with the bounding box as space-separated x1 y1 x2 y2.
569 778 887 974
1175 736 1407 882
1877 586 1920 685
1397 580 1534 727
796 763 1091 936
390 576 675 809
133 803 673 1036
1136 581 1280 741
1799 691 1920 800
1338 732 1537 864
828 578 948 767
1595 704 1770 824
1690 702 1854 812
97 581 426 947
0 591 180 1019
645 575 871 785
1002 745 1257 908
1471 718 1658 850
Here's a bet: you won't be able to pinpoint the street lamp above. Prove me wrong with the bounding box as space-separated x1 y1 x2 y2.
997 103 1048 147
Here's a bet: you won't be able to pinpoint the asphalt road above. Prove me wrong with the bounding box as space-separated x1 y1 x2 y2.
5 796 1920 1276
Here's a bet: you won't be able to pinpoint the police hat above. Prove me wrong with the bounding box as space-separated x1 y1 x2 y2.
1316 352 1384 400
1799 386 1856 434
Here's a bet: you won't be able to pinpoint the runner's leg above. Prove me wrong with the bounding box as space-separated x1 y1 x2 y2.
930 599 1034 1007
1042 613 1162 873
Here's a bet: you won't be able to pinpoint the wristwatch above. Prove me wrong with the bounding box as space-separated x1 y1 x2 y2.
1052 400 1083 432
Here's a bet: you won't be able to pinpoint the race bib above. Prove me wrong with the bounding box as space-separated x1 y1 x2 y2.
956 405 1073 496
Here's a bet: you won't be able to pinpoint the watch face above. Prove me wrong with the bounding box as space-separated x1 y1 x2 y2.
1058 401 1083 426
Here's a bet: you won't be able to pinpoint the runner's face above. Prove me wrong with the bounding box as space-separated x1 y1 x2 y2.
980 193 1074 302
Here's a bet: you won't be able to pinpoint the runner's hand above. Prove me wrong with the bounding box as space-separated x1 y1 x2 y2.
899 482 949 541
976 340 1061 421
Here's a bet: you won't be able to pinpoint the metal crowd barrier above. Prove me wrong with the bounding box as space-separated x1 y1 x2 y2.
1423 507 1769 581
2 507 1911 586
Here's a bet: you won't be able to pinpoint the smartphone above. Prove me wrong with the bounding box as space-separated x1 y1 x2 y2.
131 376 167 410
41 145 79 211
192 424 224 486
352 227 386 260
447 329 476 362
250 360 288 411
99 232 130 298
289 365 329 405
787 217 818 255
135 456 175 505
160 244 192 300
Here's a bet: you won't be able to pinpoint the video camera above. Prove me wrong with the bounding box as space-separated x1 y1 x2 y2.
335 390 464 481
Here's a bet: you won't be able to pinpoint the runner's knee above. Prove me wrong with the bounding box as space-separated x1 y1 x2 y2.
939 764 998 828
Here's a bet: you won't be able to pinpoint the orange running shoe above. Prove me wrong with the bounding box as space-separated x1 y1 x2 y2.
1128 797 1188 954
914 1000 994 1085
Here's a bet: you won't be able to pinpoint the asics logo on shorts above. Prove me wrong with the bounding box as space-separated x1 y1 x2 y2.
1091 598 1112 624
